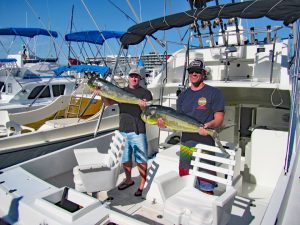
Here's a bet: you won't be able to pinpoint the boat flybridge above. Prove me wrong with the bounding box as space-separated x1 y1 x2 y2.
0 28 77 113
0 0 300 225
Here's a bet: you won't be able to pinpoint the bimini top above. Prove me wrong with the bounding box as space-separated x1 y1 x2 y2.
0 58 17 63
53 65 110 76
65 30 125 45
120 0 300 46
0 28 58 38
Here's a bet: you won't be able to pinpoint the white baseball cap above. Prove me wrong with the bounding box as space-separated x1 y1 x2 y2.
129 68 145 79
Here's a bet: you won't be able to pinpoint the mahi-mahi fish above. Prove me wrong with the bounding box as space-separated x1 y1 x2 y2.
141 105 229 156
88 76 143 105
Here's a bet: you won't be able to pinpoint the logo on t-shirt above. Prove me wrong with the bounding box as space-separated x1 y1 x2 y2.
197 97 207 109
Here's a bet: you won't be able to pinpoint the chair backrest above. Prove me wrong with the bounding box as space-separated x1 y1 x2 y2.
73 130 126 193
191 143 236 189
107 131 126 167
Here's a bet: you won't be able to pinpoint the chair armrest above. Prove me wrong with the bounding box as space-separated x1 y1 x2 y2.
154 171 190 202
78 163 110 172
20 125 35 132
213 187 237 207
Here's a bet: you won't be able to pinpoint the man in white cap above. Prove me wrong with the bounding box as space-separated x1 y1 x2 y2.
99 67 152 197
158 58 225 195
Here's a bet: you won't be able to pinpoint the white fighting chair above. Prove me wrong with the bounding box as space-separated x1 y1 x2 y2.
73 131 126 193
155 143 237 225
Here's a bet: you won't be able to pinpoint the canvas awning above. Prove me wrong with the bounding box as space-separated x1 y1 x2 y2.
65 31 125 45
53 65 110 76
0 28 58 38
120 0 300 46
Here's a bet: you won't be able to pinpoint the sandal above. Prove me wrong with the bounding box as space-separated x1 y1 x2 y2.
117 180 135 190
134 188 143 197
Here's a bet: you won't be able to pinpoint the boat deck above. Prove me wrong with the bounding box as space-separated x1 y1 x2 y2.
45 161 273 225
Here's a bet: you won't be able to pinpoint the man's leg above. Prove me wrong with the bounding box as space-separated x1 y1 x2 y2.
137 162 147 190
118 133 135 190
132 133 148 196
123 161 133 183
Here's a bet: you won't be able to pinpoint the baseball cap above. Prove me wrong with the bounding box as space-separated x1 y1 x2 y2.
129 68 145 79
187 58 206 73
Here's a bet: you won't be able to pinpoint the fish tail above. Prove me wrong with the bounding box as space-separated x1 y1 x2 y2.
207 130 230 157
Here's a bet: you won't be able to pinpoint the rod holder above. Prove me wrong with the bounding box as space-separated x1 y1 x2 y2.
267 25 272 44
250 27 255 44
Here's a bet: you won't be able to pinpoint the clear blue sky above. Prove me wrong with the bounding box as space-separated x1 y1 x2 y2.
0 0 291 65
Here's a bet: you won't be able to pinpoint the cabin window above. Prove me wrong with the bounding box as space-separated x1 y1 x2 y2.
28 85 51 99
52 84 66 97
0 82 5 92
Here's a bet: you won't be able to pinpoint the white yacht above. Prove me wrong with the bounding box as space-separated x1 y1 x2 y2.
0 28 77 113
0 1 299 225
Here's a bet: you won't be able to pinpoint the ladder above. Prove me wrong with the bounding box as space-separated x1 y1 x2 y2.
65 95 83 118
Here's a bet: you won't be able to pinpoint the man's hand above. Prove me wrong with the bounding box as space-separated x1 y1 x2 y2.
198 123 209 136
157 118 166 128
138 99 147 108
93 88 101 96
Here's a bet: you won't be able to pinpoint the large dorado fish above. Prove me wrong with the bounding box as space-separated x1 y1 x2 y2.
141 105 229 156
88 76 143 105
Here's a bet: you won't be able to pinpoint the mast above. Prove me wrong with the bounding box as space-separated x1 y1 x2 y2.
68 5 74 65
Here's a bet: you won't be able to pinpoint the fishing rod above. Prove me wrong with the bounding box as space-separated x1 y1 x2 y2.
77 93 96 122
219 19 227 46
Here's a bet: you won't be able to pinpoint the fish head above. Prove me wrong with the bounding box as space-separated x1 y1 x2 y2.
141 105 159 124
87 76 104 90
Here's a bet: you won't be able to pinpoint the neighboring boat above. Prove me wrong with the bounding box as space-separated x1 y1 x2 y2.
0 65 120 169
0 28 77 113
0 30 126 168
0 0 300 224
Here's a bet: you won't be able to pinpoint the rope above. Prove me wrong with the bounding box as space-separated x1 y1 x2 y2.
266 0 284 16
81 0 125 75
80 0 116 57
217 3 229 18
270 87 283 107
240 0 259 18
24 0 68 62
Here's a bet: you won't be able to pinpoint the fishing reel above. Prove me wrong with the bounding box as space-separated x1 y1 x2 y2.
213 18 221 28
201 20 210 29
227 18 235 26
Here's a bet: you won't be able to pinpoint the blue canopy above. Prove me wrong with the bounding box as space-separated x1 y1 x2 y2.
0 58 17 63
53 65 110 76
65 30 125 45
0 28 58 38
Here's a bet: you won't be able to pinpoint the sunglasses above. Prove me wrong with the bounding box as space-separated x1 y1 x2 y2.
129 74 141 78
187 68 205 74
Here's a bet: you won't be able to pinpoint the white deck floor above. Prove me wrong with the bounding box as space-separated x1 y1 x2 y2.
45 161 273 225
